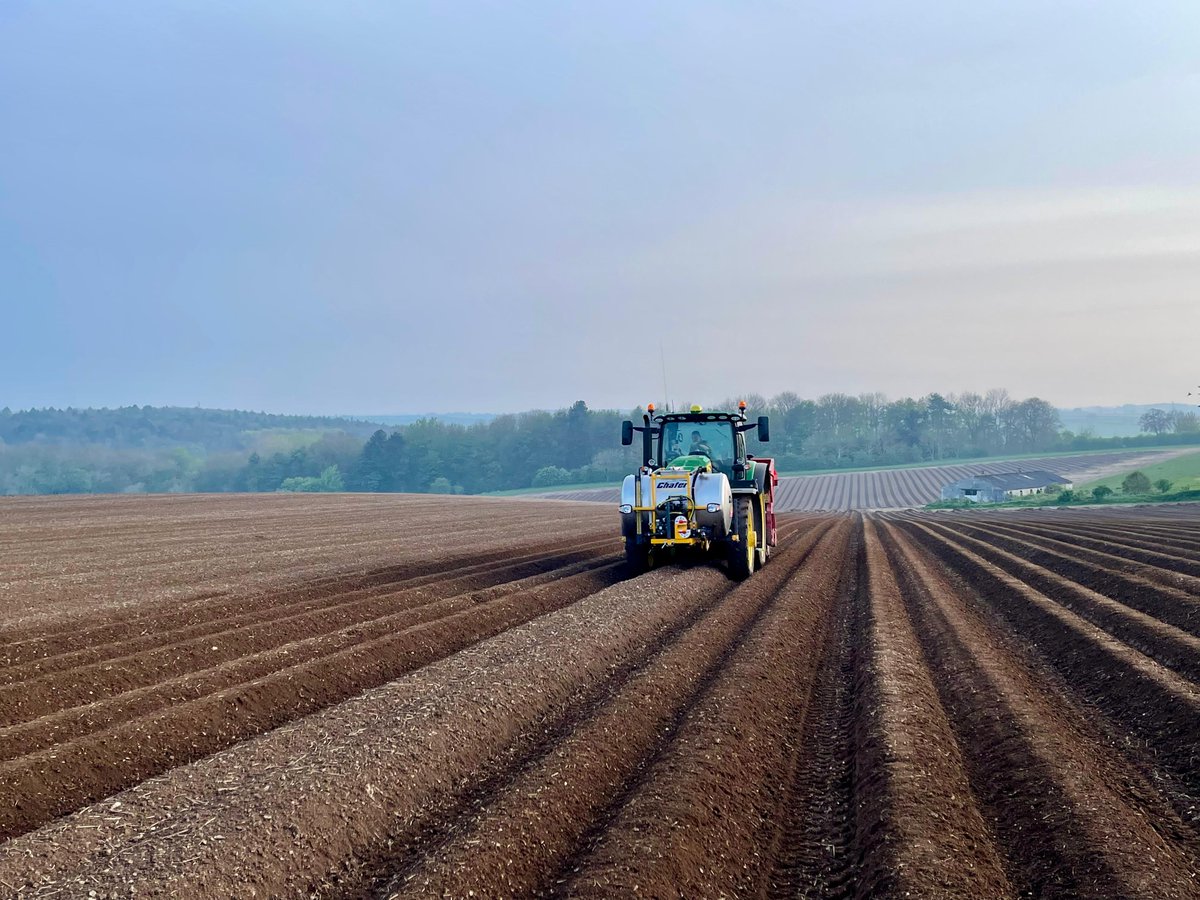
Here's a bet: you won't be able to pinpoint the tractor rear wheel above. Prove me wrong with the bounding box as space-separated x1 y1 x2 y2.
727 496 757 580
624 537 650 573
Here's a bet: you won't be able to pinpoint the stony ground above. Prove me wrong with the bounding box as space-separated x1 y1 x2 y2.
1 495 1199 898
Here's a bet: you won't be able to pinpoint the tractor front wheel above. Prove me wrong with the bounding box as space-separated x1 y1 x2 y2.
727 497 757 580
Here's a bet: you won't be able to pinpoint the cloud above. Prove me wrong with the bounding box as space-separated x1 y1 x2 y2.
846 186 1200 277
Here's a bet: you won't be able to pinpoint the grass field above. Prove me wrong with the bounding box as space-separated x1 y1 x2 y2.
1081 450 1200 492
926 451 1200 509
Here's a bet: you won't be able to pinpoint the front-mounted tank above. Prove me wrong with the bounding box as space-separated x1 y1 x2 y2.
618 403 776 579
620 466 733 538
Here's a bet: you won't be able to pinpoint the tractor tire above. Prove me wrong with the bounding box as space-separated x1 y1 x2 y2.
624 537 650 573
752 463 773 567
727 496 757 580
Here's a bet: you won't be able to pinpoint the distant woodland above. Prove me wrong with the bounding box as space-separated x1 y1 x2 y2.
1 395 1198 495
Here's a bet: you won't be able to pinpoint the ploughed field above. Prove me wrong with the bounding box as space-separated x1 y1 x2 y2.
2 496 1200 898
540 448 1193 510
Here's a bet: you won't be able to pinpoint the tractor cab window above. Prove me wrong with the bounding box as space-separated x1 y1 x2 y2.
661 421 735 470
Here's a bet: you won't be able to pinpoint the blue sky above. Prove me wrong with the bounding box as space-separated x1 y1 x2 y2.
2 2 1198 413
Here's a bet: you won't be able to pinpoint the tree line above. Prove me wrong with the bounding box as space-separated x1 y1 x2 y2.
0 405 380 450
232 392 1200 494
2 394 1198 495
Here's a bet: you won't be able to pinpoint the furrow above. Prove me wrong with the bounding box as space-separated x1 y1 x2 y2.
0 537 614 670
556 519 855 898
917 519 1200 682
0 560 626 842
0 544 616 721
898 518 1200 825
371 521 835 899
985 519 1200 577
880 521 1200 897
956 517 1200 595
929 517 1200 638
0 560 744 897
0 555 619 762
758 525 858 899
846 518 1013 898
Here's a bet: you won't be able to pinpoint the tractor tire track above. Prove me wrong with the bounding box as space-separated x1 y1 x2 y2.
557 520 856 898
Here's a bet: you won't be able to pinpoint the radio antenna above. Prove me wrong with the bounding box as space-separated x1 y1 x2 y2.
659 340 670 413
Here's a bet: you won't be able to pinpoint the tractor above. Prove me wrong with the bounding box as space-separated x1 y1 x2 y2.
618 402 777 578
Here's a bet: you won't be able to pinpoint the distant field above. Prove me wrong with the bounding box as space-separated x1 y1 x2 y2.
532 449 1193 511
775 443 1196 477
1082 450 1200 492
486 480 619 497
493 445 1194 497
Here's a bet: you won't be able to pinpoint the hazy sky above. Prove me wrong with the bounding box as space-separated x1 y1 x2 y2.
2 1 1198 414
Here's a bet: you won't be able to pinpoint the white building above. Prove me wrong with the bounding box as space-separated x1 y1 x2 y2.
940 470 1073 503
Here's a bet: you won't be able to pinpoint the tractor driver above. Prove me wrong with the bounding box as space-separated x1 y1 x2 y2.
689 430 713 458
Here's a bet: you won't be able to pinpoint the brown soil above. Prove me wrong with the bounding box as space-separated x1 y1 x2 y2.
1 495 1199 899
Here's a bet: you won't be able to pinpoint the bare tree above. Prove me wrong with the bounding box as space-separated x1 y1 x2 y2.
1139 408 1174 436
1173 411 1199 434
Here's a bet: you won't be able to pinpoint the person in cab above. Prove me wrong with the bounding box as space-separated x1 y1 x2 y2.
689 430 713 458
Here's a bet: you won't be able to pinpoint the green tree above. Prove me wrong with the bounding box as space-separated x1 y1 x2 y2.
243 452 263 491
1005 398 1061 452
531 465 571 487
1092 485 1114 500
428 476 454 494
278 465 344 492
778 397 817 457
923 393 956 459
1121 471 1151 494
317 465 345 491
1155 478 1174 493
350 430 391 491
564 400 592 469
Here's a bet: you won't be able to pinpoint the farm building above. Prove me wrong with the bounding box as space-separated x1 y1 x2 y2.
940 470 1072 503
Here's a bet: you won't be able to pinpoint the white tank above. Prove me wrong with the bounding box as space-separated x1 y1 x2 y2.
620 471 732 538
693 471 733 535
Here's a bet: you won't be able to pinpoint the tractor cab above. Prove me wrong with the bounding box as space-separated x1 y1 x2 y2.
660 417 738 474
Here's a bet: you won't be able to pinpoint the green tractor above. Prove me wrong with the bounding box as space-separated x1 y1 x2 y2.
619 402 777 578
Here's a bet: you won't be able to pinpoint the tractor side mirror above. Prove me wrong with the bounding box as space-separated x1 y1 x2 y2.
757 416 770 442
621 420 634 446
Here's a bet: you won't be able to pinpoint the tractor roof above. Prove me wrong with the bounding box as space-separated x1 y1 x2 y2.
654 411 745 424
